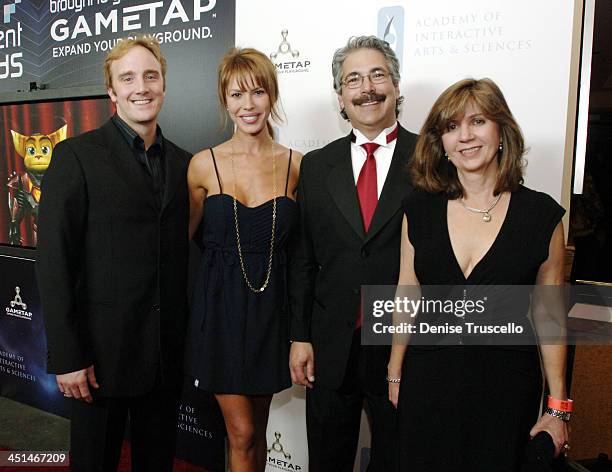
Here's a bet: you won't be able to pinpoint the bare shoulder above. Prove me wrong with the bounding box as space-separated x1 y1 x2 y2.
279 145 302 197
276 144 302 172
189 148 213 174
291 149 304 170
188 148 219 190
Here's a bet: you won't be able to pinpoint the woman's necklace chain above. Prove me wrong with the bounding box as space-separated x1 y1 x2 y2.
230 141 277 293
460 193 502 222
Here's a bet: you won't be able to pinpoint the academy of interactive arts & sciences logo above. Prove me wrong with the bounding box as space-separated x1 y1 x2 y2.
5 286 32 321
269 29 310 74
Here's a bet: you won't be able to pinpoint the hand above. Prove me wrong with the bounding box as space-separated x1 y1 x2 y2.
388 382 400 409
56 365 99 403
530 413 570 457
289 342 315 388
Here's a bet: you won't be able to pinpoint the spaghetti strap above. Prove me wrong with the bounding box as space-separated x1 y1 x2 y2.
284 149 292 197
210 148 222 194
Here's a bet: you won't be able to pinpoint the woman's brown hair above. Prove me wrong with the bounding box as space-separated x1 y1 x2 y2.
410 78 525 199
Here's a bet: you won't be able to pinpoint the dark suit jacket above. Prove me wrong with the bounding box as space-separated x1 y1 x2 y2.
289 124 417 390
36 120 191 397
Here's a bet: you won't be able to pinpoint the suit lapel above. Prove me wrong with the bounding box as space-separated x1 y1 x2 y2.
102 121 157 211
364 126 412 244
326 135 365 241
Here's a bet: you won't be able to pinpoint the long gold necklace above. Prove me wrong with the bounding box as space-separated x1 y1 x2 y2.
230 140 277 293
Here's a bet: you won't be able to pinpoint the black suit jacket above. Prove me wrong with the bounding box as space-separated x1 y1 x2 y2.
289 125 417 390
36 120 191 397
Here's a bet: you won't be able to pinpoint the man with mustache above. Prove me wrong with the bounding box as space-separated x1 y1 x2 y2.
289 36 417 471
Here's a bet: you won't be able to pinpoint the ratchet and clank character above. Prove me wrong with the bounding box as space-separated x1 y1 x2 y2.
7 124 67 245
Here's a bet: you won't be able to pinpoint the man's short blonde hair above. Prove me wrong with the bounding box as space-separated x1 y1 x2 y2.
104 36 167 90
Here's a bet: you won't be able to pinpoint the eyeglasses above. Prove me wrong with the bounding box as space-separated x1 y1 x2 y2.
342 70 390 89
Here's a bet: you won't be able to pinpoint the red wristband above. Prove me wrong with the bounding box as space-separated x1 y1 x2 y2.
547 395 573 412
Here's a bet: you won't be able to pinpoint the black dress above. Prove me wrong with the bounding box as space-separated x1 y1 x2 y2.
397 186 565 472
185 150 295 395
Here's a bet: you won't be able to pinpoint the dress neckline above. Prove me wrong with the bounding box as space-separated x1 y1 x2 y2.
444 191 515 281
204 193 295 210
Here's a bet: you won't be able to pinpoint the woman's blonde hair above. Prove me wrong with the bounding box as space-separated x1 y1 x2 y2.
218 47 283 137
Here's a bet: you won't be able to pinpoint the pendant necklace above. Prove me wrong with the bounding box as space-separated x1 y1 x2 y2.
460 194 502 222
230 140 277 293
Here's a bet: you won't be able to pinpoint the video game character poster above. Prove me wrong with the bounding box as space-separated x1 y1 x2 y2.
0 98 113 248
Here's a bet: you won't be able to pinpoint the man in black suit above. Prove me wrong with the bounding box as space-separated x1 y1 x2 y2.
288 36 417 471
36 37 190 471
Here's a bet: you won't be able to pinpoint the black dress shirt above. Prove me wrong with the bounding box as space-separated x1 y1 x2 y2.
112 114 165 208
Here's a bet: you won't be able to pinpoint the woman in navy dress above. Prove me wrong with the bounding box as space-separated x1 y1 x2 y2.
387 78 570 471
185 48 302 472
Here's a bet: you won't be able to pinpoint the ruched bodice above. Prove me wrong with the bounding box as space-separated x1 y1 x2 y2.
185 153 296 395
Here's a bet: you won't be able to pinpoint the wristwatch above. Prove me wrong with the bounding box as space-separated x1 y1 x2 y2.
545 407 571 422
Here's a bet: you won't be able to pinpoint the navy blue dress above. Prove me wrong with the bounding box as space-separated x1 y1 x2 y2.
185 150 295 395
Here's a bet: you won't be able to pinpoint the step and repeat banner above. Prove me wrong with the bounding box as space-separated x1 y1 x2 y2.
0 254 68 415
234 1 577 471
0 0 579 471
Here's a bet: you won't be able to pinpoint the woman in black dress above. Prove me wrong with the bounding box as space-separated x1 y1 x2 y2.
387 78 570 471
185 48 301 471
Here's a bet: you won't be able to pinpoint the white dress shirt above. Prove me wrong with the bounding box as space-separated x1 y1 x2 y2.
350 123 398 198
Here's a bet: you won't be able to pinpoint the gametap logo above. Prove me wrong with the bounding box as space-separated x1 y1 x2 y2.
269 29 310 75
378 6 404 72
267 431 302 471
5 286 32 320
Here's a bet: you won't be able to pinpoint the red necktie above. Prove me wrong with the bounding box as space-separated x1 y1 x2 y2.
353 126 399 329
356 143 380 233
353 125 399 233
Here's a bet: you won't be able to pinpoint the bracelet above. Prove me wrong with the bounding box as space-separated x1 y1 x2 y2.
545 407 571 422
386 375 401 383
547 395 573 412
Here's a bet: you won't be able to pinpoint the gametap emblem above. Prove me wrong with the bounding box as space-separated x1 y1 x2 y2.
268 431 291 459
270 29 299 60
10 286 26 310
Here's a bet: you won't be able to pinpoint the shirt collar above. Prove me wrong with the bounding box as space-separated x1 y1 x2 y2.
352 122 398 147
112 113 163 152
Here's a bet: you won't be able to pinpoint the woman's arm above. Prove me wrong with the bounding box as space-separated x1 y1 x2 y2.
289 149 303 199
187 150 210 240
530 222 569 456
388 215 420 408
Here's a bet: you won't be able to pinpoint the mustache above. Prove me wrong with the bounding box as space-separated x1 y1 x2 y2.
352 92 386 106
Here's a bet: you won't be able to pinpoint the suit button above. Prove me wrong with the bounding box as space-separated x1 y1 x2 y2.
352 288 360 295
152 304 160 311
361 249 369 259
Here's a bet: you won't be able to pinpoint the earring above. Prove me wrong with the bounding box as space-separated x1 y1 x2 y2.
445 152 449 161
498 141 503 152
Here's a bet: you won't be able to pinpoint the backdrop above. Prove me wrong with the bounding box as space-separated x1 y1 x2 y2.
0 1 580 471
233 1 578 470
